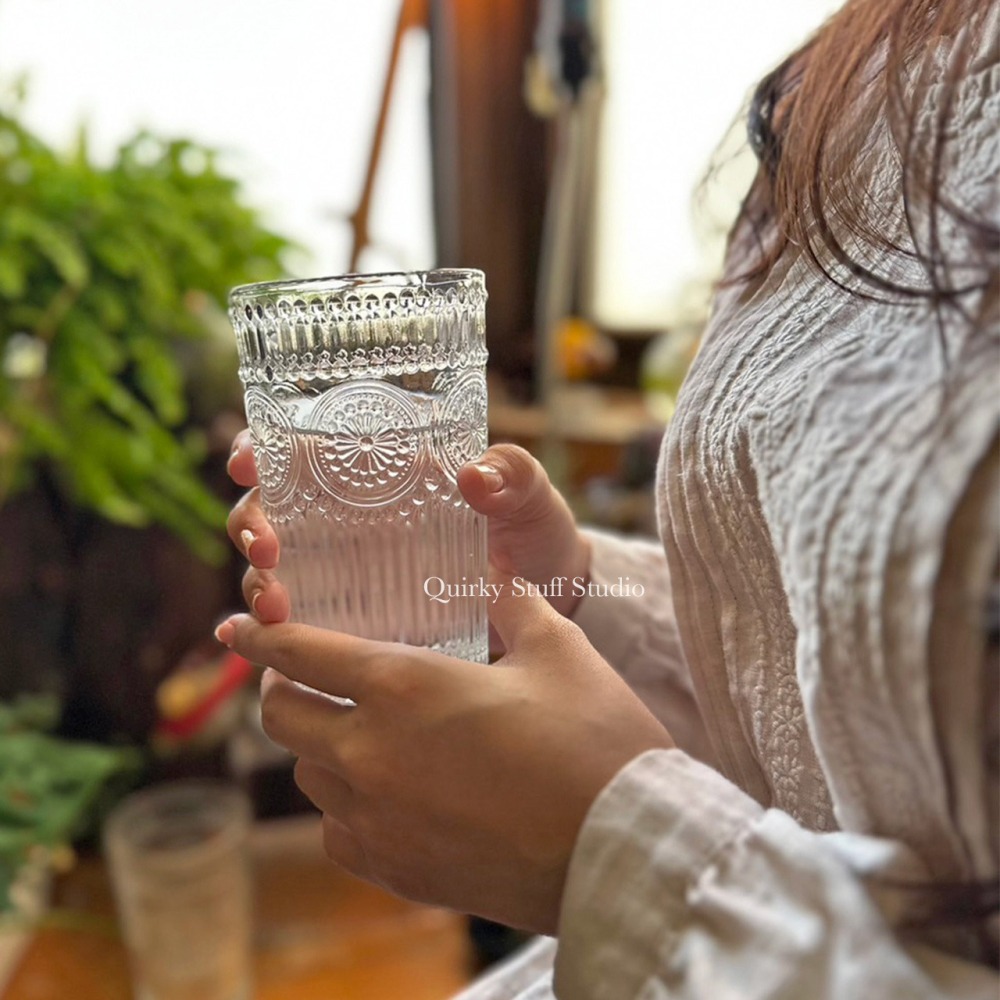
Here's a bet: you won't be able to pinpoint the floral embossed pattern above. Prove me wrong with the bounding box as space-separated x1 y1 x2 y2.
244 388 299 505
231 270 488 517
306 381 423 507
437 371 488 480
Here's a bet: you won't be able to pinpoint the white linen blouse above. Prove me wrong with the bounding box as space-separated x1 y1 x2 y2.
457 15 999 1000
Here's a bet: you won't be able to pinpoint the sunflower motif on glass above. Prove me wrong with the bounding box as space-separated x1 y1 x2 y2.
437 370 488 481
307 381 423 507
244 388 299 506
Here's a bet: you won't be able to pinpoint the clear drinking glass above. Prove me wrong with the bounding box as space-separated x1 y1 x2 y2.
104 781 253 1000
229 269 489 663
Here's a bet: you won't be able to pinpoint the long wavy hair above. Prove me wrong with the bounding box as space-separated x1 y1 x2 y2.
733 0 997 326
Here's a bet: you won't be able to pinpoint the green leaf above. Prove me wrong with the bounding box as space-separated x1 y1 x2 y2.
5 396 71 461
89 233 138 278
64 451 150 528
131 336 185 426
4 206 88 289
131 480 227 565
0 253 26 298
83 285 127 332
59 312 125 375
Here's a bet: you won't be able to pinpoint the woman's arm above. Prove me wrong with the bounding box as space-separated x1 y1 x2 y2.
556 749 999 1000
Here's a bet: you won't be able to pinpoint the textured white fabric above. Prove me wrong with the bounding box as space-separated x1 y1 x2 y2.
452 938 558 1000
572 529 716 765
457 16 998 1000
557 754 999 999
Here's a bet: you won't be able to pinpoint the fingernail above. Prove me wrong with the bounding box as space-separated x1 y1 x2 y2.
251 591 263 617
474 463 503 492
214 619 236 647
240 528 256 560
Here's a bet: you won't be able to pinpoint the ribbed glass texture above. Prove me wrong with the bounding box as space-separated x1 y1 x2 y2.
229 270 489 663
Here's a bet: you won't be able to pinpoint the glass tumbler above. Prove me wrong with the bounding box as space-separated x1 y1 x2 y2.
229 269 489 663
104 781 253 1000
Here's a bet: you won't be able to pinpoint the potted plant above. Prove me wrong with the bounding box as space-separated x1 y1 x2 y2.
0 80 294 741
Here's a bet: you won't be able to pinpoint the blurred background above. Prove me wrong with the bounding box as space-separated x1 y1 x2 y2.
0 0 837 996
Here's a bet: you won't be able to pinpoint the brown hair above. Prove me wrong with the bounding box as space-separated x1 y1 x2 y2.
734 0 998 317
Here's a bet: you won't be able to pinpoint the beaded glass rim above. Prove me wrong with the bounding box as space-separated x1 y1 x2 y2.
229 268 485 305
229 268 488 383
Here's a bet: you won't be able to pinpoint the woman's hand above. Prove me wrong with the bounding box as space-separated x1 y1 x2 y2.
226 432 592 630
455 444 591 620
214 582 672 934
225 429 288 623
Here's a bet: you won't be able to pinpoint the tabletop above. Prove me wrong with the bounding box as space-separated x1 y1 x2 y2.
3 813 475 1000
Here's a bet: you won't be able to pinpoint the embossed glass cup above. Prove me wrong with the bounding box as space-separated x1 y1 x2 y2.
229 270 489 663
104 781 253 1000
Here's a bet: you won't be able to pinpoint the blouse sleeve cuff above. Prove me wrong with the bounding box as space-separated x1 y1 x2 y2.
554 748 763 996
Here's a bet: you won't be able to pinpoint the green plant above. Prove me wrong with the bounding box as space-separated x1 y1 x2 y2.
0 694 142 912
0 80 293 561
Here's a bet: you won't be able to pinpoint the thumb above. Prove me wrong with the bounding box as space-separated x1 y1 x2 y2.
488 572 570 656
457 444 560 524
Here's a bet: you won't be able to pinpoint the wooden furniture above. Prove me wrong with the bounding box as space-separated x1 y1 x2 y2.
4 815 474 1000
431 0 549 385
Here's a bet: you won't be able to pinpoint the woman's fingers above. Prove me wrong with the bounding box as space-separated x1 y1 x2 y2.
489 574 571 657
457 445 590 619
294 757 356 818
241 567 291 623
219 615 385 702
226 487 279 569
321 813 371 879
457 444 554 525
226 428 259 488
259 667 353 763
226 430 282 571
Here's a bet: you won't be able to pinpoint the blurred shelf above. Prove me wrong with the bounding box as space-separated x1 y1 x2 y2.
489 383 663 446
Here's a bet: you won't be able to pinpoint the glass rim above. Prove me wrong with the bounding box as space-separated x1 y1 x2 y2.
103 780 250 868
229 268 485 304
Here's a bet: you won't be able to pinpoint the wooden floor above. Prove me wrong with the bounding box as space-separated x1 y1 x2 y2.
5 815 476 1000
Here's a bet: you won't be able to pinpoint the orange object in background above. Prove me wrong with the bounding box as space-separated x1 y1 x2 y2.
155 649 253 744
555 315 617 381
